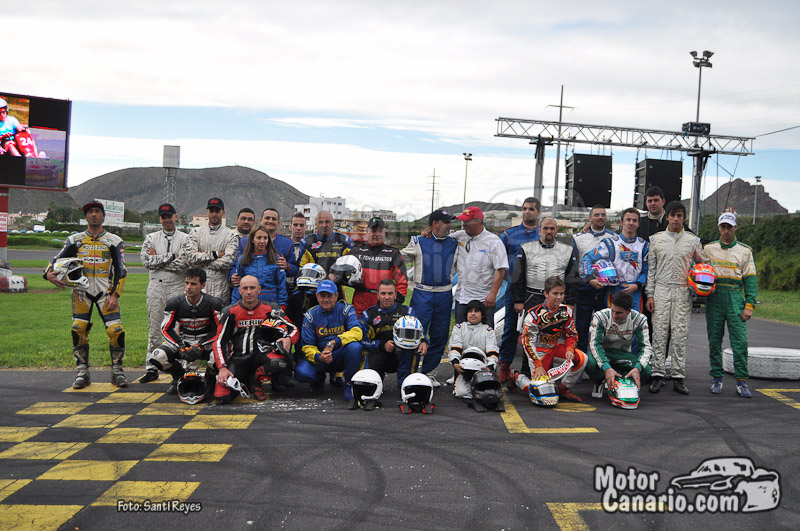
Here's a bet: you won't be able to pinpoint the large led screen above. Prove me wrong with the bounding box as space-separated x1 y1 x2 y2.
0 92 71 190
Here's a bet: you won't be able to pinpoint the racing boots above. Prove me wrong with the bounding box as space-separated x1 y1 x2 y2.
73 365 91 389
648 376 664 393
672 378 689 395
110 347 128 388
710 378 723 394
558 383 583 403
498 361 511 384
736 380 752 398
139 369 159 384
73 347 90 389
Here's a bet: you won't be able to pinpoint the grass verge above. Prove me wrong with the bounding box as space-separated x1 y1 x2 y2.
752 289 800 326
1 274 150 369
1 278 796 370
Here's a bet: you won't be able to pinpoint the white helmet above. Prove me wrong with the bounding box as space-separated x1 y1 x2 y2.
393 315 424 349
400 373 434 413
330 255 362 286
296 263 326 289
52 258 89 290
177 372 206 405
459 347 488 379
348 369 383 410
529 379 559 407
0 97 7 110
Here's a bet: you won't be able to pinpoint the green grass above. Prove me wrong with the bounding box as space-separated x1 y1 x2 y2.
753 289 800 326
1 277 796 370
0 274 150 369
9 259 142 269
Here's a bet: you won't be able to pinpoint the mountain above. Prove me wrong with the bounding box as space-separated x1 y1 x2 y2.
9 187 79 214
68 166 309 219
682 178 787 216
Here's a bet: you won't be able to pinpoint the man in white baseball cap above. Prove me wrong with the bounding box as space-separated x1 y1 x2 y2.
703 211 758 398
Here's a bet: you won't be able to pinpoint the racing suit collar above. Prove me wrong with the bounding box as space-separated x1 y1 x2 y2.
619 233 638 243
538 240 555 249
377 302 398 313
720 237 738 249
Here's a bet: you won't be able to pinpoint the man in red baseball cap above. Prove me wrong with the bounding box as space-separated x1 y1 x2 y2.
452 206 508 324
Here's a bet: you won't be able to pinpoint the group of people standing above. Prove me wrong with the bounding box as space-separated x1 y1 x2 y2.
45 186 757 406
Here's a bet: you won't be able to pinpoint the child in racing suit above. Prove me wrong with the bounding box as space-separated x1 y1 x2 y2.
510 276 588 402
447 299 499 399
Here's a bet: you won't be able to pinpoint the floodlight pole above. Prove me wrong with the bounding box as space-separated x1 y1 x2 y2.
462 153 472 212
688 51 714 232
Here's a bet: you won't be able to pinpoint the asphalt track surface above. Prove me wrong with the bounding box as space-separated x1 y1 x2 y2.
1 313 799 530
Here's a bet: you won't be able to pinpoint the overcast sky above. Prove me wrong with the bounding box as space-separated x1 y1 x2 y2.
6 0 800 218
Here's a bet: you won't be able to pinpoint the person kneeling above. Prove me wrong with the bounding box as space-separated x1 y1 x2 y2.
211 276 296 404
509 276 588 403
584 291 653 407
144 268 223 397
448 300 499 402
296 280 363 401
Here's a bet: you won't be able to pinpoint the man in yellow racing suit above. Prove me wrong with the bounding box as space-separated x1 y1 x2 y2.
45 201 128 389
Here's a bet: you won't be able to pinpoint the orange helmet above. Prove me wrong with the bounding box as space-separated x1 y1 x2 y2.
689 263 716 296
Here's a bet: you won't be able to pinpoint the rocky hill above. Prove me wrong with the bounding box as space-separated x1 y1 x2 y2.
682 178 787 217
9 187 79 214
68 166 309 219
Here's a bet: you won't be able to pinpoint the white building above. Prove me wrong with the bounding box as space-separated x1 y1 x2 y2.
294 196 350 225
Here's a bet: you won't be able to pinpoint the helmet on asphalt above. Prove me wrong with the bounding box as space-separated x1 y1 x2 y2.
689 263 717 296
52 258 89 290
296 263 327 289
529 378 559 407
177 372 206 405
609 377 639 409
400 373 434 413
349 369 383 410
393 315 424 349
591 260 620 286
470 370 504 412
330 255 362 286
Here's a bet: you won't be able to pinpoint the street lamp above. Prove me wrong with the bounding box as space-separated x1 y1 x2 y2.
690 50 713 122
753 175 761 225
462 153 472 213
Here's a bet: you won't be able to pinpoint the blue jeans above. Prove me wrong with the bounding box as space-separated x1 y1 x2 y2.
295 342 363 385
412 289 453 375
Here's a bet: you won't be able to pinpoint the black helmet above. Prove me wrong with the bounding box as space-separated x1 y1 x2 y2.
177 372 206 405
470 371 504 412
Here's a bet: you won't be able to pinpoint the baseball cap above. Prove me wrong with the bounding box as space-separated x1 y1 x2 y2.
207 198 224 210
429 209 456 225
316 279 338 294
82 201 105 214
456 206 484 221
367 217 385 229
158 203 176 216
718 212 737 227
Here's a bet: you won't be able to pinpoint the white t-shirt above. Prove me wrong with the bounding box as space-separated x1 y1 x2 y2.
451 228 508 304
